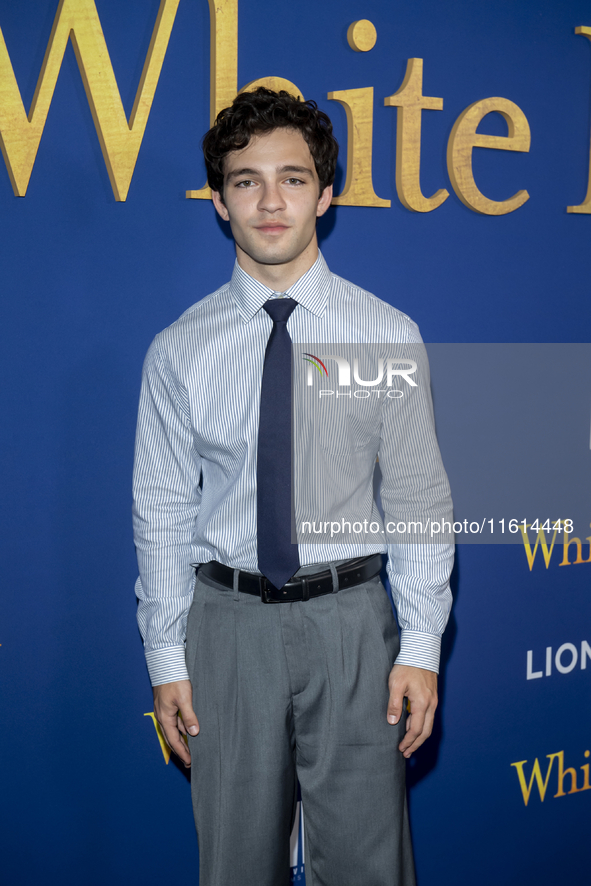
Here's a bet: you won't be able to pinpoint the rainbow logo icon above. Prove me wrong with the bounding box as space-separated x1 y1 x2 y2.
302 353 329 377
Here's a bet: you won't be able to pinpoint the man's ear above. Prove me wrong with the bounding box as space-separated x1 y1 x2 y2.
317 184 333 217
211 189 230 221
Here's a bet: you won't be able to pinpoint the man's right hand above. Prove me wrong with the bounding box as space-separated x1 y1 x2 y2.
153 679 199 768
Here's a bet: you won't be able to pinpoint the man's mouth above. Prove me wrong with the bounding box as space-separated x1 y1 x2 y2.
255 224 289 234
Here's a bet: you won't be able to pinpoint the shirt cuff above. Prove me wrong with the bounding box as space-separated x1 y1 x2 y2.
395 630 441 674
145 646 190 686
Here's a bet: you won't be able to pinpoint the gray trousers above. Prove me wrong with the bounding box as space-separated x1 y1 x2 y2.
186 564 416 886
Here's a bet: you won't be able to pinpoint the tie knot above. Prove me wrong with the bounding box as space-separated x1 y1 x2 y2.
263 297 297 324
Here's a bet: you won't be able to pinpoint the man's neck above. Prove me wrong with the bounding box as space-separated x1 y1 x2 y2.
235 238 319 292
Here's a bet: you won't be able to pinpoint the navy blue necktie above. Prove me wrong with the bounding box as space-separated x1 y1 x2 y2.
257 297 300 589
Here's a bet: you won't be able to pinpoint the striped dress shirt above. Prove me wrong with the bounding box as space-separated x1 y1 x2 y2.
133 252 454 685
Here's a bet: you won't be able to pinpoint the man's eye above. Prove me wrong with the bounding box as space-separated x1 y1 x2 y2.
236 180 255 187
286 178 303 185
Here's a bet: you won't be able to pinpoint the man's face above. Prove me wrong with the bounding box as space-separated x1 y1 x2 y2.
211 127 332 272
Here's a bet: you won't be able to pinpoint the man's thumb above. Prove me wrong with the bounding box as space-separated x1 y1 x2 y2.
387 691 402 725
180 703 200 735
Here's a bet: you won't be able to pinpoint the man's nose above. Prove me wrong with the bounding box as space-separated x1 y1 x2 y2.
258 182 286 213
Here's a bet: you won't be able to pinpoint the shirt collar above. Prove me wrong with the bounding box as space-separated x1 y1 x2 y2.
229 251 332 323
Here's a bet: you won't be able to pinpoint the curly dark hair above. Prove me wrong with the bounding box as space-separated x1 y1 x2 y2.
202 87 339 197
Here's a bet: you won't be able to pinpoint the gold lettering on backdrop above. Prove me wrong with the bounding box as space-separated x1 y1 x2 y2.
207 0 239 126
518 521 591 570
0 0 180 201
144 712 171 764
567 27 591 213
446 96 531 215
327 87 390 207
186 0 238 200
553 750 583 797
384 58 448 212
185 6 304 202
518 522 561 571
582 751 591 790
560 530 591 566
512 749 591 805
511 754 561 806
347 20 377 53
240 77 303 100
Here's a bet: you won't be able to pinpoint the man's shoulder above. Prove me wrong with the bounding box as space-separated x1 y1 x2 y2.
141 282 235 381
152 281 233 348
171 281 232 327
328 272 422 343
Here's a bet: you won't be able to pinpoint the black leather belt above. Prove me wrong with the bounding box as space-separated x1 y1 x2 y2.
199 554 383 603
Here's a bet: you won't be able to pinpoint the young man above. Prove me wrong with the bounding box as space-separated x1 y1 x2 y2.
133 87 453 886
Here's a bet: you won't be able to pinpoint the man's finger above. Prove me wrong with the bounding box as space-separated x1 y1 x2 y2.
387 689 403 725
398 705 427 755
399 703 436 757
159 714 192 767
386 673 405 725
178 700 200 737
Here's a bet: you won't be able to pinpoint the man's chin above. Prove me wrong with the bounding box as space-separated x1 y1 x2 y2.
237 233 318 269
239 245 301 267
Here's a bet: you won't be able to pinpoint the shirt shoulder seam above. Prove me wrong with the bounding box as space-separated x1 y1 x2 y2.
329 272 419 343
150 336 191 422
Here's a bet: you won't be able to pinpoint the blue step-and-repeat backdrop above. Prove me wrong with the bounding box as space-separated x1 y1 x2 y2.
1 1 589 883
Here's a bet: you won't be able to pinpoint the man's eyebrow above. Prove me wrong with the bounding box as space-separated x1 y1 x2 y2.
225 165 315 181
277 165 314 176
226 167 259 181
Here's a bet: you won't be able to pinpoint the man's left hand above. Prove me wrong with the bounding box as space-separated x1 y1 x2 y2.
386 664 438 758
